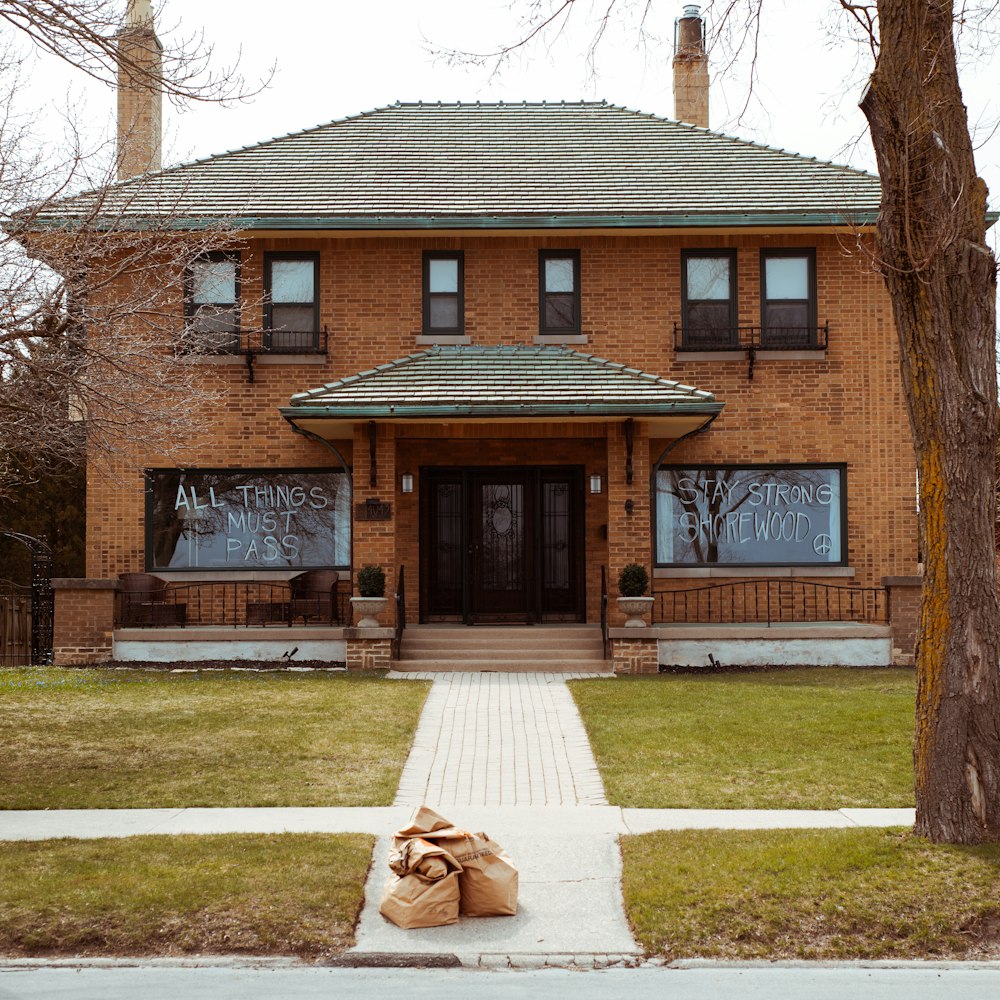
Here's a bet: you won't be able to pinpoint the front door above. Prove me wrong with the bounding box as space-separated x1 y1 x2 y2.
422 466 584 623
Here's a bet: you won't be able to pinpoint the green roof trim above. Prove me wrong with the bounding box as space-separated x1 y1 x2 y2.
281 344 724 422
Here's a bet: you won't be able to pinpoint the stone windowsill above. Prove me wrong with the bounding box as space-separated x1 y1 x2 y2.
533 334 589 345
415 334 472 346
654 566 856 579
179 354 327 366
675 350 827 362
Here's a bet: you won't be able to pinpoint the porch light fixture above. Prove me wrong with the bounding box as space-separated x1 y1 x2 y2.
401 472 414 494
589 473 602 494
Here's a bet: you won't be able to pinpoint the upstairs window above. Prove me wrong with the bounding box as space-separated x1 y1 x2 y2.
761 249 816 347
184 252 240 353
423 252 464 334
539 250 581 335
265 252 320 351
681 250 737 348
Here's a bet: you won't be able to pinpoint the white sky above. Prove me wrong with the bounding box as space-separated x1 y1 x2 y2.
14 0 1000 221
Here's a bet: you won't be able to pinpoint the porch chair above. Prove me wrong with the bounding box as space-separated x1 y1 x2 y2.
117 572 187 626
288 570 344 625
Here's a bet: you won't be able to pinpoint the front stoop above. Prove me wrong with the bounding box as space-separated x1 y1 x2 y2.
391 624 612 673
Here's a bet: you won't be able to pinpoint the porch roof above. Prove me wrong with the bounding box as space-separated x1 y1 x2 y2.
281 344 724 438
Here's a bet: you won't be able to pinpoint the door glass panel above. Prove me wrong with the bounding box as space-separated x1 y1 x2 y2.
480 483 523 592
542 482 570 591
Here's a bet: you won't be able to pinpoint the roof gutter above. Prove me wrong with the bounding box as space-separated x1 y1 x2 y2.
280 401 725 421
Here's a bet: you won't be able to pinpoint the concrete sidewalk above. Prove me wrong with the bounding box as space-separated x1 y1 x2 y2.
0 805 917 841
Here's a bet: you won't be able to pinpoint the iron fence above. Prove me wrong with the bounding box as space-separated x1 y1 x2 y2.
115 580 351 629
655 579 888 626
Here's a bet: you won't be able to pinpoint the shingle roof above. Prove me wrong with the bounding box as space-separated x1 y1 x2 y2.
42 101 882 229
282 344 723 419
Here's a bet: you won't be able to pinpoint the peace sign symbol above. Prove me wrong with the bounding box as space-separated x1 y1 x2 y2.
813 534 833 555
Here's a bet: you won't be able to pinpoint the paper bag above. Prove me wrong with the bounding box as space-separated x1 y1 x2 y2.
379 837 463 929
435 831 518 917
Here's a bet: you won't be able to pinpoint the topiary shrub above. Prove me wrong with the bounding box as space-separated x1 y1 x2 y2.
617 563 649 597
356 565 386 597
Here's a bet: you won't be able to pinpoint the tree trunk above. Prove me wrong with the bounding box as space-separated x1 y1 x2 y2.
860 0 1000 843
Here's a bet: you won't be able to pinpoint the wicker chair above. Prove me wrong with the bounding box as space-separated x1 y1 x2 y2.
288 570 344 625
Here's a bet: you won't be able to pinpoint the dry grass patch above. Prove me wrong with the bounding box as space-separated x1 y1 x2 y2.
0 834 372 957
623 828 1000 960
0 668 429 808
569 668 914 808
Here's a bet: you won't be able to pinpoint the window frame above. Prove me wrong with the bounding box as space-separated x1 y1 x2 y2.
183 251 241 354
680 249 738 349
760 248 817 347
654 462 848 568
263 251 320 351
422 251 465 335
538 250 582 336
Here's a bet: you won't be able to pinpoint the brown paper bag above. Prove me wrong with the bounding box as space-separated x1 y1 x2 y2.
394 805 457 838
379 838 463 929
435 831 518 917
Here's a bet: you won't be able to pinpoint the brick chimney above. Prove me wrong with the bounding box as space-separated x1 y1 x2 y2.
673 4 709 128
116 0 162 178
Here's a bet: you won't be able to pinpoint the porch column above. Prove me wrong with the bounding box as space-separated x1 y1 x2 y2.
350 421 397 627
606 419 652 626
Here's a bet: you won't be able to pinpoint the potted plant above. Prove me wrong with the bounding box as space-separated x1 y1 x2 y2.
617 563 653 627
351 565 388 627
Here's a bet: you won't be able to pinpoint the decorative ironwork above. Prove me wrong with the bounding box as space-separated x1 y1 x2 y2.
600 565 609 659
654 579 888 626
480 483 523 592
394 565 406 660
0 531 53 665
673 323 830 380
178 327 329 384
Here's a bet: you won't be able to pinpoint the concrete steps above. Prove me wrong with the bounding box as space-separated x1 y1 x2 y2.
392 624 611 673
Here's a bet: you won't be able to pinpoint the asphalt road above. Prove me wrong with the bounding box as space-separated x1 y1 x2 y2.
3 964 1000 1000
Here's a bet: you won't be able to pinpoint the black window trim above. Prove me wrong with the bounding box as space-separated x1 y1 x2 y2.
422 250 465 335
680 248 738 348
654 461 848 568
760 247 818 346
538 249 581 336
183 250 241 353
264 251 321 346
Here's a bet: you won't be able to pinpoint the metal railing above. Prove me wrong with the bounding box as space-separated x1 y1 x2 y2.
673 323 829 353
394 565 406 660
0 579 31 667
600 565 609 658
115 580 350 629
654 579 888 626
178 327 329 358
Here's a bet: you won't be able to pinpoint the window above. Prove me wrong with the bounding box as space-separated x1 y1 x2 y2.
681 250 737 348
422 252 464 334
146 468 351 571
655 464 846 566
539 250 581 334
761 249 816 347
265 252 320 351
184 252 240 353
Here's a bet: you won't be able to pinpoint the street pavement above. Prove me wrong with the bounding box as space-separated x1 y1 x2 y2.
3 962 1000 1000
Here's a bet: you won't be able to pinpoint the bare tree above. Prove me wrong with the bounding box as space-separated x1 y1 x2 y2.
0 2 267 499
451 0 1000 844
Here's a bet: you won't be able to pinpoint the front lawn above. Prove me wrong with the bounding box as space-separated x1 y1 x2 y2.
570 668 914 808
623 828 1000 959
0 833 372 957
0 668 429 809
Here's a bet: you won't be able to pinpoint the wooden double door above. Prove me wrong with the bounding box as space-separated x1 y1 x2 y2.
421 466 586 623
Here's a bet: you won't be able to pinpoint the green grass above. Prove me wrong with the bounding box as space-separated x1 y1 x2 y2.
569 668 914 808
0 834 372 957
623 828 1000 959
0 668 429 809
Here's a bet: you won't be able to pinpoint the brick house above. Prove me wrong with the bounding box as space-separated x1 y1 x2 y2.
48 5 920 670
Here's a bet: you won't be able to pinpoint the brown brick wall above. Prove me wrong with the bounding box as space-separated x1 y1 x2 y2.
612 637 659 674
345 636 393 671
52 581 116 665
885 576 921 665
85 232 917 632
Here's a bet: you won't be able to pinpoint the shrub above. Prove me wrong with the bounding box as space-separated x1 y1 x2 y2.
618 563 649 597
356 565 386 598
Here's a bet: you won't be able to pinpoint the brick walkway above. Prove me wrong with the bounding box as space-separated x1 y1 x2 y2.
392 672 607 808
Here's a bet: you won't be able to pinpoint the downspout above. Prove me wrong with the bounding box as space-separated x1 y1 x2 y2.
287 419 354 574
648 413 720 562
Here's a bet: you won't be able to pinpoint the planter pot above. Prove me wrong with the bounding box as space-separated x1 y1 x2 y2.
350 596 388 628
617 595 654 628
